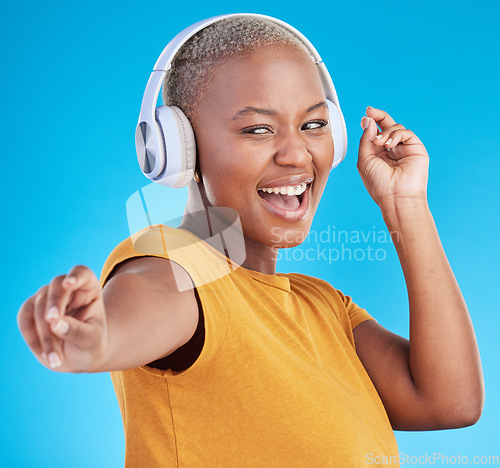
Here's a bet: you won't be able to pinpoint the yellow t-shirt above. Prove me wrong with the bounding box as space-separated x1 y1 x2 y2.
100 225 399 467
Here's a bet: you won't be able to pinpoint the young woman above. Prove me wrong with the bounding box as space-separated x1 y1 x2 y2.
17 15 484 466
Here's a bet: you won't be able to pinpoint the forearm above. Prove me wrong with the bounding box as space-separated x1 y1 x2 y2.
381 196 484 421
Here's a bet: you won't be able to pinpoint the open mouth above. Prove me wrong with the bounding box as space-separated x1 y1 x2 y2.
257 182 307 210
257 179 312 221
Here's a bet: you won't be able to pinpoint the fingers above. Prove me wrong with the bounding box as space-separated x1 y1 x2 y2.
360 108 423 151
18 265 101 370
360 115 377 138
359 116 379 157
17 296 44 360
373 127 422 149
366 106 396 130
359 116 402 156
45 266 100 362
46 267 91 323
50 314 96 349
366 106 406 147
32 282 64 368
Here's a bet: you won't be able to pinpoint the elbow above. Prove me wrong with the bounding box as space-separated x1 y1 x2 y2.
447 407 483 429
429 370 485 429
434 392 484 429
459 394 485 427
447 406 482 429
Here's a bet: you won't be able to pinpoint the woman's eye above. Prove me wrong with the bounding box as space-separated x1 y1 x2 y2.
242 126 272 134
302 120 328 130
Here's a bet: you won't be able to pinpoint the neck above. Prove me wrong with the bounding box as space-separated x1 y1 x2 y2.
240 240 278 275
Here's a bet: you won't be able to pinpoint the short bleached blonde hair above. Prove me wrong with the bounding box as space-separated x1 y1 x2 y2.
161 16 310 120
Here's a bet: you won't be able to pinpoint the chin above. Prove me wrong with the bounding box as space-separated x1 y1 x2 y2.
264 223 313 249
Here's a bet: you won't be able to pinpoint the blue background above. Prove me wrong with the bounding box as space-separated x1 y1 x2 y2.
1 0 498 466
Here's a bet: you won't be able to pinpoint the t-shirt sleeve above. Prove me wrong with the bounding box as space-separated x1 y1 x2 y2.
100 225 230 376
100 236 143 288
335 289 375 330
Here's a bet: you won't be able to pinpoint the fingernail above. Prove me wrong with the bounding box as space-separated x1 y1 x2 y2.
374 134 383 140
385 138 393 145
361 117 370 130
366 106 373 111
63 276 76 286
48 352 61 368
52 320 69 335
45 306 59 321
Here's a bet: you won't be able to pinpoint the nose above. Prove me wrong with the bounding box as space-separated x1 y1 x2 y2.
273 130 312 168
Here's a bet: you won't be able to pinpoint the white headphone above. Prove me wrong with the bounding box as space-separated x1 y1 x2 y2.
135 13 348 188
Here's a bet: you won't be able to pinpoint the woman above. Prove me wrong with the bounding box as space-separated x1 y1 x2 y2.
17 14 484 467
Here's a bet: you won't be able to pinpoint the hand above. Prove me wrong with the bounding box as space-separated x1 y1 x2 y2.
17 265 107 372
357 107 429 209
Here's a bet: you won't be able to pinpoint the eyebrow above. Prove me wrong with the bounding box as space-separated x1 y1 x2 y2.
231 101 327 120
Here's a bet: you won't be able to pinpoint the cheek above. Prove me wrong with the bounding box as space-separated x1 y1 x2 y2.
315 134 335 167
311 136 335 182
198 142 265 205
202 162 250 208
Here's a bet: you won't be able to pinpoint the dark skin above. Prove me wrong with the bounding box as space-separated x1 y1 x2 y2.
181 45 333 274
17 44 483 431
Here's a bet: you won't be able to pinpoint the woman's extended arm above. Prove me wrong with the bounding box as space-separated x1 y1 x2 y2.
353 107 484 430
17 258 199 373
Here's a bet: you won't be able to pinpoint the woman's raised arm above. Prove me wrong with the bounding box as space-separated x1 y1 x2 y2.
353 107 484 430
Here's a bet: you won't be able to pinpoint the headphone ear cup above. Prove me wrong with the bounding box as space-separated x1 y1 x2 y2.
169 106 196 188
154 106 196 188
326 99 347 170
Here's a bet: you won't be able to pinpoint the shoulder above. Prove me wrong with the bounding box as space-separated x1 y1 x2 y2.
100 225 205 287
107 255 193 292
285 272 341 299
285 272 373 329
100 226 199 335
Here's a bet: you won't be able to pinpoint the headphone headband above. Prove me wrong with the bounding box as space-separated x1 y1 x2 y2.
136 13 348 187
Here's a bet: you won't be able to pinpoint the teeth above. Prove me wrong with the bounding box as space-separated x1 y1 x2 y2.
258 182 308 196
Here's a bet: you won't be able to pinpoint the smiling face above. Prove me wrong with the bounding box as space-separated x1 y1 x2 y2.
190 43 334 251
